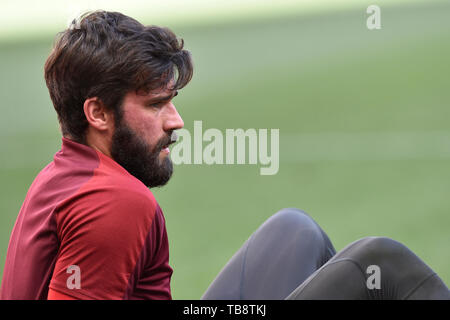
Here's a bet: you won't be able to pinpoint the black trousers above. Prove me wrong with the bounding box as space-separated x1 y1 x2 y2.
201 208 449 300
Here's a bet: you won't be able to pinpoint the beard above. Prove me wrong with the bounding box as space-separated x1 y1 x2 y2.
110 120 173 188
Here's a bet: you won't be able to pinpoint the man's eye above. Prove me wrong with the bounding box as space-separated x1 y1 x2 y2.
150 101 165 108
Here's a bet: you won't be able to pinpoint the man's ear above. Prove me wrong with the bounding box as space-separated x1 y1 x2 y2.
83 97 114 132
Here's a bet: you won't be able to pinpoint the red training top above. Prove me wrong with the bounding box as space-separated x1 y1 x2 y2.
0 138 173 299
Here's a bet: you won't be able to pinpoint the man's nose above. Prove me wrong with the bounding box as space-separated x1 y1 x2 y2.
164 103 184 131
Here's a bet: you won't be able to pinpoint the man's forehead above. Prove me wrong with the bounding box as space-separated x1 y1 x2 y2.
149 87 176 97
135 85 176 99
136 79 177 98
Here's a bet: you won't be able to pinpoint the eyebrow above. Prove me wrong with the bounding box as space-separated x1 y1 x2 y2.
147 90 178 104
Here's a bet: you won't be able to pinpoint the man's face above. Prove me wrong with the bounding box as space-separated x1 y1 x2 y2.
110 86 184 187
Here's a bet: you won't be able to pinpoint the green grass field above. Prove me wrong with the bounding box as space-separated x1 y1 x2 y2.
0 1 449 299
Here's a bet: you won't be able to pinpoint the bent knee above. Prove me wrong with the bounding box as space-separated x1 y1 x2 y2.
269 208 319 232
360 236 405 250
352 236 410 261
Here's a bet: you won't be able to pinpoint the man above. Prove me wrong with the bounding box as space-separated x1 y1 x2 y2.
1 11 448 300
1 10 192 299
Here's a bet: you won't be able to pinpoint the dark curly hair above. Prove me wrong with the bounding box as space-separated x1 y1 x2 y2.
44 10 193 143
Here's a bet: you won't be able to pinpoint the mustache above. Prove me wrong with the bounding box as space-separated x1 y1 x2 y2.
154 131 175 151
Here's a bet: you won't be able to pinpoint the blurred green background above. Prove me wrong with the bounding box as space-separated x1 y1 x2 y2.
0 0 449 299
